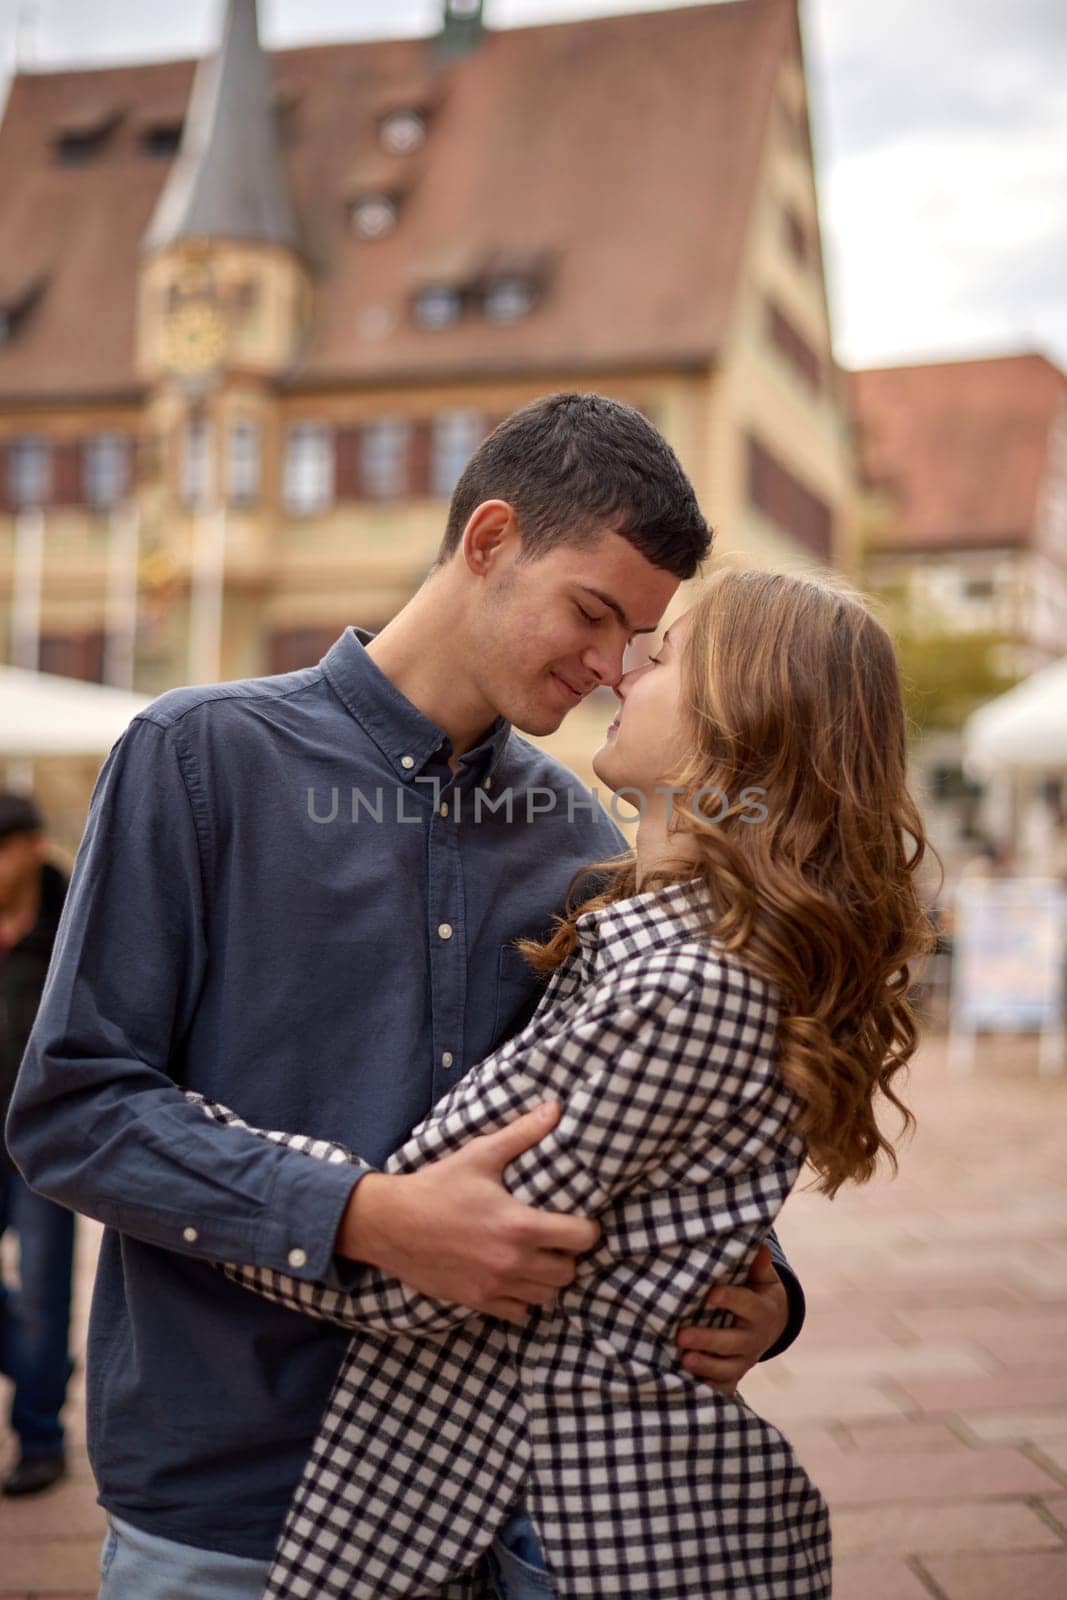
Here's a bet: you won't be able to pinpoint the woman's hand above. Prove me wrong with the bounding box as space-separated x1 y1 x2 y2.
674 1243 788 1392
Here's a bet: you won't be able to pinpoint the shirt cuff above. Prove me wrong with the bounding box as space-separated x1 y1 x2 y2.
260 1152 374 1282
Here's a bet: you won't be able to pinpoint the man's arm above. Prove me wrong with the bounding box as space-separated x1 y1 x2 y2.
6 715 593 1309
5 717 369 1284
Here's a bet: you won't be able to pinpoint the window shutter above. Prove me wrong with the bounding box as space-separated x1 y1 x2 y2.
51 439 83 507
335 426 364 500
410 421 433 497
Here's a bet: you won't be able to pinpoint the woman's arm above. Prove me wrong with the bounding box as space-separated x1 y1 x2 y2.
188 944 791 1338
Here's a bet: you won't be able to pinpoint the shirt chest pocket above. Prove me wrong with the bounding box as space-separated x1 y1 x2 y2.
491 943 545 1046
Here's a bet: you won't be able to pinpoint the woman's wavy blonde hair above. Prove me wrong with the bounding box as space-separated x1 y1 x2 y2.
516 567 938 1198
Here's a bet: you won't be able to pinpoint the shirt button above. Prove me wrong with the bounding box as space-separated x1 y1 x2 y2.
400 755 415 770
182 1226 199 1244
486 777 493 791
288 1248 308 1270
438 922 453 940
442 1051 454 1068
439 801 449 817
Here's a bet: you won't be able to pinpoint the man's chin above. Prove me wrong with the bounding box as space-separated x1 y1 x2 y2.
509 708 567 738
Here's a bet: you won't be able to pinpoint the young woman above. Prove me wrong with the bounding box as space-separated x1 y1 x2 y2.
191 568 935 1600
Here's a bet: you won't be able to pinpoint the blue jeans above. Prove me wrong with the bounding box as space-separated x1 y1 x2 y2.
487 1504 556 1599
0 1166 75 1456
99 1514 270 1600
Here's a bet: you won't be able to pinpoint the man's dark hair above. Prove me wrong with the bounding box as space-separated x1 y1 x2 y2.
434 392 711 577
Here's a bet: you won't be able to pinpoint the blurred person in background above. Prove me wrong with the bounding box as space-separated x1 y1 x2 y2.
0 794 72 1497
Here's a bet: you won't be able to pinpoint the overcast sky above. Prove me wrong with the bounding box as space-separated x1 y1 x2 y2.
1 0 1064 372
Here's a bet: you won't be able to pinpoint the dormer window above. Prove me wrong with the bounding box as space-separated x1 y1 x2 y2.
0 277 46 347
413 284 462 330
379 109 427 156
484 278 535 323
350 195 399 241
140 122 183 160
53 108 122 167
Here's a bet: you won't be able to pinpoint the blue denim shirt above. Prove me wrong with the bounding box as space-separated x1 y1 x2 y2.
8 624 802 1559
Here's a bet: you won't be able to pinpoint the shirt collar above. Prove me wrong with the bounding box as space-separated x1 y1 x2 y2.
575 876 713 971
320 625 512 788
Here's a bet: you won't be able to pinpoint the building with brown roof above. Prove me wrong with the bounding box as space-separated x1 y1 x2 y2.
853 352 1067 673
851 351 1067 871
0 0 852 780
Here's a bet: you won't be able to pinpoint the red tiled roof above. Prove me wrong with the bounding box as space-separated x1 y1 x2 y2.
850 353 1067 554
0 0 797 403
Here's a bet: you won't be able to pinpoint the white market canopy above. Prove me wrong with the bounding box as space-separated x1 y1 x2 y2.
0 665 149 757
964 656 1067 775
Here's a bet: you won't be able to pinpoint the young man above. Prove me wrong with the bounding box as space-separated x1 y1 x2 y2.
0 794 73 1496
9 394 804 1597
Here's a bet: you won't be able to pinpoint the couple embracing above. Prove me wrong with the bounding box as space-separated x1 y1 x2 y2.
9 394 933 1599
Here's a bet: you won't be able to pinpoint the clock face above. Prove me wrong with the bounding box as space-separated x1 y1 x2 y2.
161 300 229 375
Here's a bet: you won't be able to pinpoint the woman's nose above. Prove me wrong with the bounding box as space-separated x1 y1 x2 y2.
612 665 640 704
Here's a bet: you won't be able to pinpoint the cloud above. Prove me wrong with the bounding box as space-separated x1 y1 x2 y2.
806 0 1067 367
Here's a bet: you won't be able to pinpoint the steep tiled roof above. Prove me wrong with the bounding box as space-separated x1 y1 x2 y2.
850 354 1067 554
0 0 796 402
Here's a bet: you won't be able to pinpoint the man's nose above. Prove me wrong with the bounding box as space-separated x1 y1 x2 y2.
583 640 630 690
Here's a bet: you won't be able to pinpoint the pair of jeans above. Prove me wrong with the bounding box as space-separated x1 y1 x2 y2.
99 1513 270 1600
0 1166 75 1455
486 1504 556 1599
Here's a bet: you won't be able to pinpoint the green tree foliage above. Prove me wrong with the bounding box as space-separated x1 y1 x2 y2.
890 624 1021 734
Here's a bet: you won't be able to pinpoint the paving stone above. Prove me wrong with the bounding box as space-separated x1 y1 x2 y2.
898 1367 1067 1414
815 1446 1059 1506
831 1556 937 1600
1033 1435 1067 1472
960 1408 1067 1443
922 1551 1067 1600
843 1420 970 1453
0 1477 105 1538
740 1369 906 1424
832 1500 1061 1556
0 1539 103 1594
789 1308 908 1348
896 1307 1067 1343
774 1341 992 1381
1040 1494 1067 1534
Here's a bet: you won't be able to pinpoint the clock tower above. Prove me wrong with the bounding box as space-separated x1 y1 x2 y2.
135 0 309 681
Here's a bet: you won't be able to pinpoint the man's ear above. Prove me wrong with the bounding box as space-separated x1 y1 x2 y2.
462 500 519 577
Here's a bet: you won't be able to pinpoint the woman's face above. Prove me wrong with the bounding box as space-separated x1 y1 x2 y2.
591 607 695 806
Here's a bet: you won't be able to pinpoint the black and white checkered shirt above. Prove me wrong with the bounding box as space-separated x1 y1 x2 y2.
190 877 831 1599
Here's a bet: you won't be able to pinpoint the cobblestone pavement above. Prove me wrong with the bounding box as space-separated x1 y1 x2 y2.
2 1031 1065 1598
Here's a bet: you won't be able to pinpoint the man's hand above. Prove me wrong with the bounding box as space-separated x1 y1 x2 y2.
675 1243 789 1392
335 1100 600 1325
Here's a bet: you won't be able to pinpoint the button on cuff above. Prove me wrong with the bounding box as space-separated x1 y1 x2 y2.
287 1247 308 1270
